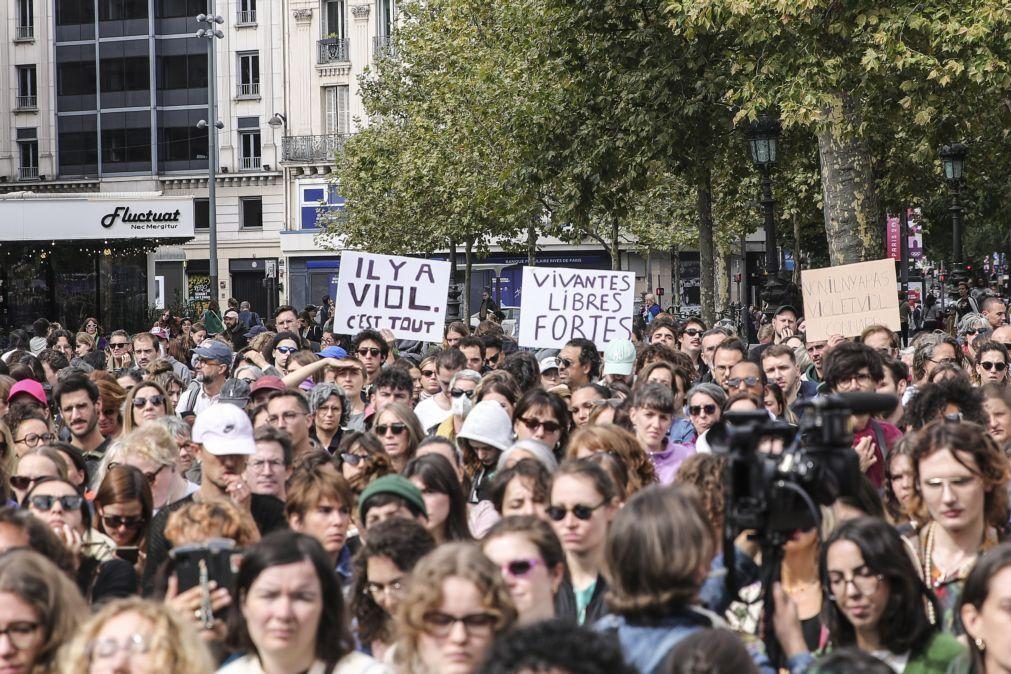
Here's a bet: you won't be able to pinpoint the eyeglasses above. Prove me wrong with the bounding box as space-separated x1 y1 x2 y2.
132 394 165 408
321 337 335 346
835 373 875 388
249 458 285 471
375 423 408 436
828 568 882 598
357 347 382 357
275 345 298 355
558 358 575 369
9 475 42 491
500 559 540 578
450 388 474 398
683 328 703 337
0 622 39 650
980 361 1008 371
930 357 956 365
28 494 84 512
964 329 980 336
109 342 129 350
546 501 607 522
340 452 367 466
726 376 761 388
101 515 145 530
421 369 436 378
688 404 717 417
519 417 561 434
142 465 168 485
422 611 498 638
88 634 151 660
14 432 56 448
317 404 342 416
366 579 404 600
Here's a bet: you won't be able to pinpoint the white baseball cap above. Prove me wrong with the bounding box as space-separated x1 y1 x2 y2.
602 339 636 376
539 357 559 373
192 403 256 456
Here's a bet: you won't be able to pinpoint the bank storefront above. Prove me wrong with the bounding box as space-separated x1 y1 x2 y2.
0 193 195 333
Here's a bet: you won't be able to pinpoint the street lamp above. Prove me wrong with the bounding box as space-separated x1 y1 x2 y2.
939 142 968 283
745 111 785 316
197 9 225 303
268 113 287 129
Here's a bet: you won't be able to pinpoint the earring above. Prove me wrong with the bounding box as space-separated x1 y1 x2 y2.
975 637 986 652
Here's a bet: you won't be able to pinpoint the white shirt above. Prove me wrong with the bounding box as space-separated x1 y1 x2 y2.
413 396 451 432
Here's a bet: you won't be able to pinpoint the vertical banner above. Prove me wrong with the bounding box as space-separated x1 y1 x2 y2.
801 258 901 341
885 214 901 261
518 266 635 350
333 252 450 342
907 208 924 261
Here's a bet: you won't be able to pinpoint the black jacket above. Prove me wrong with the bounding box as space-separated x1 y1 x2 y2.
555 574 609 626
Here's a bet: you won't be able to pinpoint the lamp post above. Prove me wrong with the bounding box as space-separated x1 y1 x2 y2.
197 9 225 303
746 111 785 314
939 142 968 285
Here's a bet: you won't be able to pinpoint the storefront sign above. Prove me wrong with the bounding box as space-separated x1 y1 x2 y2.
801 259 900 341
0 196 195 241
518 266 635 350
333 251 451 341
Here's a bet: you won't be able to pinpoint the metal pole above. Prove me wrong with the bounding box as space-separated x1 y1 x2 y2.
207 2 219 304
740 233 750 341
951 185 963 267
761 168 778 275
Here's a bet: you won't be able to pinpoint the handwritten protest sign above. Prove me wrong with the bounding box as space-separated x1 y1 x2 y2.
801 258 900 341
518 266 635 351
333 252 450 342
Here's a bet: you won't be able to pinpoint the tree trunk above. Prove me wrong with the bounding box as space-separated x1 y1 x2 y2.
609 220 621 271
818 95 883 266
527 216 538 267
464 237 473 321
448 238 458 282
697 168 716 326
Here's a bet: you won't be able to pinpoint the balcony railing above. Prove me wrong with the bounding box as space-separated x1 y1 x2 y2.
237 82 260 97
318 38 350 64
14 95 37 110
373 34 395 58
240 156 262 171
236 10 256 24
14 25 33 40
281 134 347 163
18 166 39 181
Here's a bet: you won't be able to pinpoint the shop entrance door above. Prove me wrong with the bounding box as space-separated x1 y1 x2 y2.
231 271 269 318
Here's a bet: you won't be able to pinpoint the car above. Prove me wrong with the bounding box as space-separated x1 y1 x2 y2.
470 305 520 337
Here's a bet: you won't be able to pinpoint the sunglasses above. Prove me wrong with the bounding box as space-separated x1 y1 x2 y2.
132 394 165 408
980 361 1008 371
689 404 718 417
375 423 408 436
29 494 84 512
545 501 606 522
726 376 761 388
964 329 980 336
519 417 561 434
683 328 703 337
8 475 41 491
421 369 436 378
558 358 575 369
450 388 474 398
109 342 129 349
275 346 298 354
500 559 540 578
101 515 145 530
340 452 367 466
357 347 382 357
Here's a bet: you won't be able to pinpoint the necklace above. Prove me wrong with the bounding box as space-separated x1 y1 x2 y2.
923 521 978 586
783 580 820 595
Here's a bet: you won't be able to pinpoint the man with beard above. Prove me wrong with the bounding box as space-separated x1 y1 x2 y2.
142 402 287 594
54 375 108 481
176 340 233 416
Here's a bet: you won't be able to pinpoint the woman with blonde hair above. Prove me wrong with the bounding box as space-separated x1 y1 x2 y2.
0 549 87 674
0 421 16 503
59 597 215 674
566 424 657 495
74 332 95 359
371 402 424 473
122 380 176 434
395 542 517 674
93 379 127 441
102 425 195 512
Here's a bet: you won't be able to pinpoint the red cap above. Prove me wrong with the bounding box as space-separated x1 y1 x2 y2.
8 379 46 406
249 376 286 394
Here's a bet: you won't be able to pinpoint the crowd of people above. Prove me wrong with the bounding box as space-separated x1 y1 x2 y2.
0 284 1006 674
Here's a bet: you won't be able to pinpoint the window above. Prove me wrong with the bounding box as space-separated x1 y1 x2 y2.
57 115 98 176
100 53 150 93
16 66 37 109
237 52 259 97
323 86 349 135
56 0 94 26
57 59 97 97
377 0 395 37
16 0 34 39
238 117 261 170
99 0 148 21
156 0 206 19
17 128 38 180
241 197 263 228
101 112 151 171
300 183 345 229
238 0 256 23
324 0 346 39
158 52 208 90
194 198 209 229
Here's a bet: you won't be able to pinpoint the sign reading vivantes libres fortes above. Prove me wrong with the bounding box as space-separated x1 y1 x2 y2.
518 266 635 351
801 258 901 341
333 251 451 342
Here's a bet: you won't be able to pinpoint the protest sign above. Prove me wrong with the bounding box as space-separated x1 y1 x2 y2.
333 252 450 342
518 266 635 351
801 258 900 341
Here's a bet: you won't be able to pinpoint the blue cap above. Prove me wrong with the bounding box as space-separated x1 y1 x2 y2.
318 346 348 359
244 325 268 339
193 339 234 364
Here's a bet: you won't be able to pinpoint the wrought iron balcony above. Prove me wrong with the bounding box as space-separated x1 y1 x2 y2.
318 38 350 64
14 25 33 41
14 95 36 110
18 166 39 181
236 9 256 23
281 134 347 163
373 35 395 58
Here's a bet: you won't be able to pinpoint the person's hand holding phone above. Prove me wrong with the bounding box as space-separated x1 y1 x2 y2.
166 575 231 642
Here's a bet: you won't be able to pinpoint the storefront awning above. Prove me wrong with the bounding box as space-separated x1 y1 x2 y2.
0 191 195 242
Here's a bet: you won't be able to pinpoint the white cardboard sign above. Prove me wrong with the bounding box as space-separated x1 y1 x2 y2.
518 266 635 350
801 258 901 341
333 252 451 342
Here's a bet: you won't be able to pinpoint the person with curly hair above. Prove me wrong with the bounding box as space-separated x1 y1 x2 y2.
349 517 435 661
336 431 392 497
902 377 987 431
567 424 657 494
